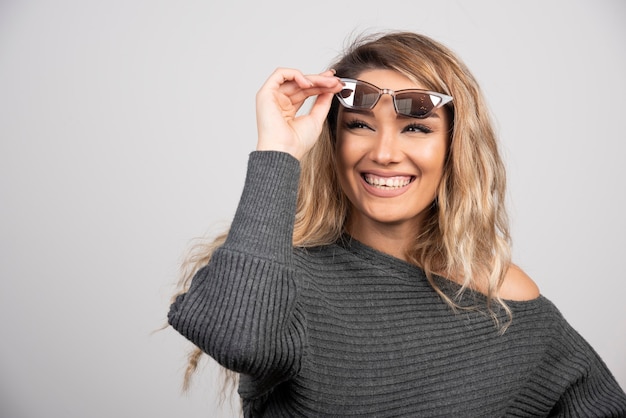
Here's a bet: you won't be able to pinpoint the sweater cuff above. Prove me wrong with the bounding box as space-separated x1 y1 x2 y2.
224 151 301 264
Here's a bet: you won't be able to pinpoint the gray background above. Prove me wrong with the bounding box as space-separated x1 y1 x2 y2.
1 0 624 417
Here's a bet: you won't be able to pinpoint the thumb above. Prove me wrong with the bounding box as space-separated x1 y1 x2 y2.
307 92 335 127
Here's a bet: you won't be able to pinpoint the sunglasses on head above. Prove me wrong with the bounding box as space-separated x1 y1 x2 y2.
335 78 453 119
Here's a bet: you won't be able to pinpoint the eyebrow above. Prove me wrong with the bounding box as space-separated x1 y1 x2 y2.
342 108 372 116
341 107 441 120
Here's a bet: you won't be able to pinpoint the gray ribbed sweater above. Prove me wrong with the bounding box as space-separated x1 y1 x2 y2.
169 151 626 417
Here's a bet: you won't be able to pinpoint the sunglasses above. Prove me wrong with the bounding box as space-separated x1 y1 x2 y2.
335 78 453 119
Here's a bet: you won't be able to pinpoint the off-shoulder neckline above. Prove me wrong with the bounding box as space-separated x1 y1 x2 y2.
335 234 547 310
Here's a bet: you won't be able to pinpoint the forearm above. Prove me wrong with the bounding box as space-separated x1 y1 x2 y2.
168 151 305 379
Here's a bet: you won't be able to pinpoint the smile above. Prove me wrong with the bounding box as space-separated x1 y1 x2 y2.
363 174 414 189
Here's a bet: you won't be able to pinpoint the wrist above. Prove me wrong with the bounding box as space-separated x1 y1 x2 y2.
256 139 303 160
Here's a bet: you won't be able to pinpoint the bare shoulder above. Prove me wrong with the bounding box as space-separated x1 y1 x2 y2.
498 264 541 301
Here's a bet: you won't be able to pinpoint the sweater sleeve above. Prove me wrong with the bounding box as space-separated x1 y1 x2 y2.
546 309 626 417
168 151 306 390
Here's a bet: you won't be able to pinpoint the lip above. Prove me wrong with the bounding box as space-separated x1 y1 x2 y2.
359 171 416 198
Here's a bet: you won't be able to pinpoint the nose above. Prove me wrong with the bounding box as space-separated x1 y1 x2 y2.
369 126 403 166
369 98 401 165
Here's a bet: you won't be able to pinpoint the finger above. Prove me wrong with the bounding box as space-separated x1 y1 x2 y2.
292 69 337 88
275 69 341 91
306 73 343 88
257 68 343 114
279 73 343 97
283 86 339 109
307 92 335 123
284 78 343 105
269 68 314 88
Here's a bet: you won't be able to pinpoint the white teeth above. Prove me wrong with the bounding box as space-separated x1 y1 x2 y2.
364 174 412 189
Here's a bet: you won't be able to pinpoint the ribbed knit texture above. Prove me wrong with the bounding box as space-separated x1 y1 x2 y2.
169 151 626 417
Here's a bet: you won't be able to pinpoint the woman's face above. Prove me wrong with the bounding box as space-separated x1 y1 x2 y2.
335 69 450 238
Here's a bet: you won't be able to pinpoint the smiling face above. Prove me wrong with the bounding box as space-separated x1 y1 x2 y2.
335 69 450 243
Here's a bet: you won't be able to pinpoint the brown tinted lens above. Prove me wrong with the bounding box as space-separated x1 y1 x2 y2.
339 81 380 109
395 92 438 118
353 83 380 108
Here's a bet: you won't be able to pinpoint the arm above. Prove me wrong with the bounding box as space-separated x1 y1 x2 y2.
168 151 305 383
168 69 343 385
548 316 626 417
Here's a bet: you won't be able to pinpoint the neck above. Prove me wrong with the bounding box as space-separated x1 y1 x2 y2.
345 218 420 262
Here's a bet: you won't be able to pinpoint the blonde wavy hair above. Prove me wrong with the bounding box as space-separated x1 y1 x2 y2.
172 30 511 397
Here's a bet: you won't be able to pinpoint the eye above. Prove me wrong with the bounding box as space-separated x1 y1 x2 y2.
403 123 433 134
345 119 373 131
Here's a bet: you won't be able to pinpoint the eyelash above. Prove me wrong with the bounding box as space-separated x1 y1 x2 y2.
344 120 433 134
404 123 433 134
345 120 370 130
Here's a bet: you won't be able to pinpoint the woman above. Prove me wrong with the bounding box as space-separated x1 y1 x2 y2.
168 31 626 416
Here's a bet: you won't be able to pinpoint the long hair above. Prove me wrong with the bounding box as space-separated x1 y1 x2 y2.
172 30 511 395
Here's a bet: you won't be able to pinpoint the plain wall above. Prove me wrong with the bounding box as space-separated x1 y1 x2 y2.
1 0 624 417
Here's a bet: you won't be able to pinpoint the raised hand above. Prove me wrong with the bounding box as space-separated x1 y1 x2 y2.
255 68 344 160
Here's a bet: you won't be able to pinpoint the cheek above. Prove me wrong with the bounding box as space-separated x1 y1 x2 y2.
411 141 448 175
335 135 359 175
334 135 364 199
